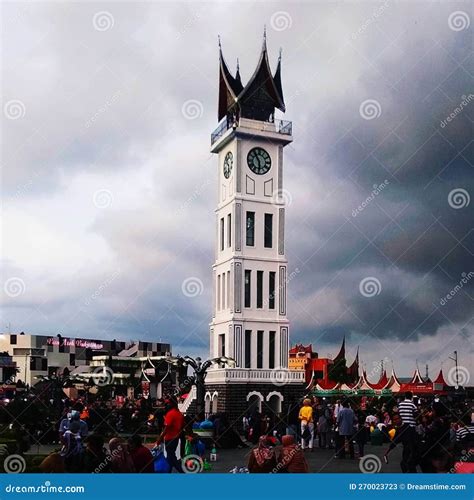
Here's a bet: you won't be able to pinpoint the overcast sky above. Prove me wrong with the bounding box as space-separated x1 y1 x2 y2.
1 1 472 381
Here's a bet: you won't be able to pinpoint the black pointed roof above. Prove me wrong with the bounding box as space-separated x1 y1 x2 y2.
217 35 286 121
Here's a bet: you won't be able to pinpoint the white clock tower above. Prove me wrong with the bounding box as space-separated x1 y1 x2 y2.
204 34 304 417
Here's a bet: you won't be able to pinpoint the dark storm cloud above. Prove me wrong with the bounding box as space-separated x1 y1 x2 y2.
2 1 472 372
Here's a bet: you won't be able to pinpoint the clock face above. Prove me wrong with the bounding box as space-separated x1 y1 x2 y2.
247 147 271 175
223 151 233 179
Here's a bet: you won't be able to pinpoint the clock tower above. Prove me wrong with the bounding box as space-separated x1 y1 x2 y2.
204 34 304 419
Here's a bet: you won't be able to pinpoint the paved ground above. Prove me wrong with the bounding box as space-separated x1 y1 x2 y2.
207 444 402 473
26 442 403 473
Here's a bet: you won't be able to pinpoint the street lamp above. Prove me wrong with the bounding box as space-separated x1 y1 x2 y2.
167 355 235 416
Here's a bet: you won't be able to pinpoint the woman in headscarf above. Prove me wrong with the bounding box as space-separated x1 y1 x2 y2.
109 437 135 473
277 435 309 473
247 436 277 473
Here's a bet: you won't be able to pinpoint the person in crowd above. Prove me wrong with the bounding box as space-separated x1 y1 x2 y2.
299 398 314 451
60 419 84 472
247 435 277 473
383 391 419 472
128 434 154 473
156 397 184 473
39 453 65 473
82 434 110 473
333 399 342 420
317 411 330 449
335 400 355 459
354 410 369 458
248 410 262 444
214 413 248 449
109 437 135 473
286 398 300 439
277 435 308 473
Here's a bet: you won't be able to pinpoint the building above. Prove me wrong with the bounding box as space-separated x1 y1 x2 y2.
203 34 305 419
289 338 359 386
0 332 171 388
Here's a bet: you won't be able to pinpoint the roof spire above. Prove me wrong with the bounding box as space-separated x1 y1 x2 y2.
262 25 267 50
218 34 221 50
278 47 282 61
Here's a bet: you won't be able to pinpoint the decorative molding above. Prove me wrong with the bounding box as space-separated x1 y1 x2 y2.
279 266 287 315
266 391 283 401
278 145 283 192
236 139 242 193
280 326 289 368
246 175 255 195
235 203 242 251
233 324 242 367
246 391 264 402
234 261 242 313
264 179 273 197
278 208 285 255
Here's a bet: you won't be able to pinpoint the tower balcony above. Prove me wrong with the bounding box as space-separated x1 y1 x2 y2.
205 367 305 384
211 117 292 151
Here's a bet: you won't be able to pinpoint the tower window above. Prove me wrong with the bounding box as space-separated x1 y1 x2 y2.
222 272 226 309
227 214 232 247
220 218 224 251
257 330 263 368
264 213 273 248
244 270 251 308
245 330 252 368
219 334 225 357
269 271 276 310
257 271 263 309
246 211 255 246
269 331 276 369
217 274 221 311
227 270 230 307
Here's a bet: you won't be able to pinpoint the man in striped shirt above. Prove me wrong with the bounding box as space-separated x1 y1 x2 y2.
384 392 419 472
398 394 418 427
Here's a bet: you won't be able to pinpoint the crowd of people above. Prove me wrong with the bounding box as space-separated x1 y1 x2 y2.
2 390 473 473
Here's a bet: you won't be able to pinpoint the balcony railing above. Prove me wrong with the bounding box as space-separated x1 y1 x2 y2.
205 367 305 384
211 118 292 145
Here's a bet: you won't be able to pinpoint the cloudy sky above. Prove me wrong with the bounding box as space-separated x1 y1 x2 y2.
1 1 472 381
